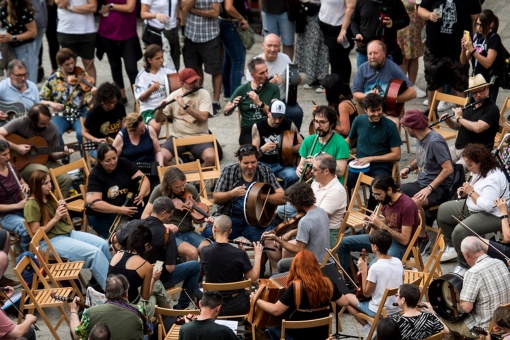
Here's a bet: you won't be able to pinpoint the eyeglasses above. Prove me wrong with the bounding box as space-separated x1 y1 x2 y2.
132 115 144 129
104 98 118 106
11 73 28 79
314 119 329 125
471 88 486 95
372 192 384 197
312 167 324 172
172 182 187 190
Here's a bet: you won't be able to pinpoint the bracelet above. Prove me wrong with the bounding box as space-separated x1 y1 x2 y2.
501 215 509 220
427 184 434 191
405 165 412 172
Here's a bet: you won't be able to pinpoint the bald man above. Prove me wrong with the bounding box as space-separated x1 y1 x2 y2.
246 33 304 131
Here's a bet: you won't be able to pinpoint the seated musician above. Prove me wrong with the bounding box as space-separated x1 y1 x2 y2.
438 74 500 170
141 167 212 261
339 229 404 331
86 143 150 239
338 174 419 275
262 182 331 274
399 109 454 254
246 34 304 130
251 249 348 340
352 40 416 111
484 305 510 340
295 106 350 184
202 144 285 243
437 143 509 270
0 286 36 339
224 57 280 145
251 100 302 189
83 82 126 152
134 44 175 136
421 237 510 339
482 198 510 263
0 229 19 287
345 94 402 211
0 104 73 197
178 291 239 340
24 170 111 291
159 68 216 167
39 48 96 147
0 60 40 112
200 215 263 316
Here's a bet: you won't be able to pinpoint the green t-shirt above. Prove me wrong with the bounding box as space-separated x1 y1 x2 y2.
298 133 350 184
24 198 73 239
230 82 280 130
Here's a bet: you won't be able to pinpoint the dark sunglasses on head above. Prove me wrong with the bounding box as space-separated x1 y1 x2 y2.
132 115 143 128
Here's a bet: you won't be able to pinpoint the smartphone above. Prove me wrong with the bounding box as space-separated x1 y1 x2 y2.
153 260 164 272
464 30 471 41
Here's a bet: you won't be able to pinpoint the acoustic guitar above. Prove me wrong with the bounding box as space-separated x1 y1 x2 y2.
0 100 26 121
6 134 98 170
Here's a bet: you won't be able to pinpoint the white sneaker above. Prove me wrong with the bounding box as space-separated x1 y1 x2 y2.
315 86 324 93
437 101 454 112
440 245 458 262
423 99 429 106
414 85 427 98
303 80 320 89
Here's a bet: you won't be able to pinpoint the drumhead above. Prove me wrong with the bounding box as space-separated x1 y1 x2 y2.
349 160 370 173
428 273 465 322
243 182 257 226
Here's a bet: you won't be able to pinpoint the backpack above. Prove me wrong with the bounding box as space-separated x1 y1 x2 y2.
15 252 40 285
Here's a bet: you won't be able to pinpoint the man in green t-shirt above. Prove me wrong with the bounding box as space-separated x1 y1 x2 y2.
224 57 280 145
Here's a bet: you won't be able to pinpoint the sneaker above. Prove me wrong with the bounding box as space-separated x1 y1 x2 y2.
440 245 458 262
423 99 429 106
315 85 324 93
0 275 21 288
414 85 426 98
303 79 320 89
212 102 221 117
418 235 431 256
437 101 454 111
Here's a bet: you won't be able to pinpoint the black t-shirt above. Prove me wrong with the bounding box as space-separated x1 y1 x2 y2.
84 103 126 142
88 158 139 212
0 6 35 47
220 0 247 18
279 279 341 340
256 118 292 164
455 99 500 149
421 0 481 57
200 242 253 296
144 216 178 282
261 0 285 14
472 31 503 81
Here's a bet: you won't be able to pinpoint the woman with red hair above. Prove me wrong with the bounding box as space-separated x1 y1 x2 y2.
252 249 347 340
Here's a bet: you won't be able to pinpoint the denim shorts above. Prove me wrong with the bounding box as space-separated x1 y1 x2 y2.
261 11 295 46
358 301 376 317
175 230 209 248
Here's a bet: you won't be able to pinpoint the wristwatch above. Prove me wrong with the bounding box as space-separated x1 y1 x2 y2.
12 35 16 42
107 3 114 10
259 102 265 109
183 104 189 110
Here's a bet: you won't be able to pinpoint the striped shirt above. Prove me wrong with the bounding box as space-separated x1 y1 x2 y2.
184 0 222 43
391 312 444 340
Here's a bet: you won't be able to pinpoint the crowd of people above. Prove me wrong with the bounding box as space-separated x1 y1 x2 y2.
0 0 509 339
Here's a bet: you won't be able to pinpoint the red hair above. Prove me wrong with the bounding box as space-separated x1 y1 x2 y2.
287 250 333 308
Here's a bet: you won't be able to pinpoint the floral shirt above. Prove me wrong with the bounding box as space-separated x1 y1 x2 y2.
39 69 92 110
0 6 35 47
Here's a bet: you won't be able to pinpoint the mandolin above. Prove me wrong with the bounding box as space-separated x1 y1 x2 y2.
50 292 90 308
6 134 98 170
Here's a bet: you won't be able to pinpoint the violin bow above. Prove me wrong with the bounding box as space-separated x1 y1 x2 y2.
176 185 208 229
0 289 39 331
66 61 95 106
325 248 359 289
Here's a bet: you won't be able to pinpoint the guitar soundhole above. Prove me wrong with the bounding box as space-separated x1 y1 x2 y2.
29 147 37 156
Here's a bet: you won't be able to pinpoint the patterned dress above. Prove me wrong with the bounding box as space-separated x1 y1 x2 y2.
396 0 425 59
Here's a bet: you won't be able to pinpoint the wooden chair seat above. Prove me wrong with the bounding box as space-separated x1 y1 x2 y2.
47 261 85 280
165 324 181 340
34 287 75 307
66 199 85 212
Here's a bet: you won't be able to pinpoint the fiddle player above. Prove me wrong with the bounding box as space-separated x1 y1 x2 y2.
0 286 37 339
339 229 404 332
141 167 212 261
338 174 419 276
202 144 285 243
480 198 510 263
40 48 96 147
200 215 263 316
251 100 302 189
422 236 510 340
438 74 500 170
262 181 330 274
296 105 350 184
224 57 280 145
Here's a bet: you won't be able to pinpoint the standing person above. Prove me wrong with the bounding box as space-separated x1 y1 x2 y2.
321 73 357 138
97 0 142 105
181 0 223 116
260 0 295 60
0 0 38 84
460 9 503 102
32 0 47 83
55 0 97 81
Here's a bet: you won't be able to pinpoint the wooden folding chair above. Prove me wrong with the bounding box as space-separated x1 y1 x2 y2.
154 306 200 340
401 215 424 271
281 315 332 340
79 117 95 170
202 279 252 320
499 96 510 124
29 228 85 301
358 286 400 340
13 255 74 340
158 159 213 207
49 158 90 231
423 332 444 340
428 92 469 141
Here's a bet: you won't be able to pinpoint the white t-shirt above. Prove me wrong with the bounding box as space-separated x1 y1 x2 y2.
57 0 96 34
134 66 175 113
245 52 291 101
142 0 179 29
319 0 346 27
312 177 347 230
367 257 403 315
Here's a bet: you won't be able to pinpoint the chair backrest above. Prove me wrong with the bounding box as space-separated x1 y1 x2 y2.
157 159 210 203
321 234 344 268
172 134 221 173
347 173 375 213
154 306 200 339
49 158 90 201
401 215 423 268
14 252 52 290
499 96 510 124
366 286 400 340
423 234 445 277
281 315 332 340
30 228 64 264
202 279 252 292
422 332 444 340
428 92 469 123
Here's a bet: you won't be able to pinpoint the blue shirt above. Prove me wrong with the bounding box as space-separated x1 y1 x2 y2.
353 59 412 95
0 78 40 111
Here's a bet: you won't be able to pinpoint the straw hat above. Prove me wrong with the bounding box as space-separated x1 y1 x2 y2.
464 74 489 92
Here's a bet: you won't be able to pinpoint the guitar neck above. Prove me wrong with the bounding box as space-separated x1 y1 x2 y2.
35 144 81 155
51 293 89 308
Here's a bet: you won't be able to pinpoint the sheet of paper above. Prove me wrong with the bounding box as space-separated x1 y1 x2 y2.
215 319 238 334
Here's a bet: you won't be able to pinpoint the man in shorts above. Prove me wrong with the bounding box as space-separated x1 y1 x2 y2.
260 0 295 60
181 0 223 116
417 0 480 110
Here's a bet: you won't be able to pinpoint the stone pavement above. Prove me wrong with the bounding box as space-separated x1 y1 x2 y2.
2 0 509 337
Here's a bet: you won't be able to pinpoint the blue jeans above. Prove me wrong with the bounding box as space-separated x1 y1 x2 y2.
162 260 200 309
284 103 304 132
87 214 117 239
202 215 274 242
41 230 111 289
260 162 298 189
337 234 406 276
13 41 37 84
268 326 292 340
261 11 295 46
0 212 31 251
219 19 246 98
51 106 87 146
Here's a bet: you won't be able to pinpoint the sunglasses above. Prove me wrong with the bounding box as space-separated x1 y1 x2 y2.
132 115 143 129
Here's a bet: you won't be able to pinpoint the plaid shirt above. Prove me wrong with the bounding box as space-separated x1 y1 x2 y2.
214 162 281 217
461 254 510 329
184 0 222 43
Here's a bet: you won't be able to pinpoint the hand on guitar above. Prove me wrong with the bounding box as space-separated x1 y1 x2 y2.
133 193 146 207
14 144 32 156
261 140 278 154
230 184 247 198
0 110 7 122
118 205 138 217
70 296 81 314
63 146 75 155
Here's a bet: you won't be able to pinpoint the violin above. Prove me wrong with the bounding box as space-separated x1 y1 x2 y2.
356 249 370 301
172 189 210 224
274 212 305 236
176 314 197 325
67 66 95 92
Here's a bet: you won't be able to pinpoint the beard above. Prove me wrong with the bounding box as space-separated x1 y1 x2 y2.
378 194 391 205
370 59 383 70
